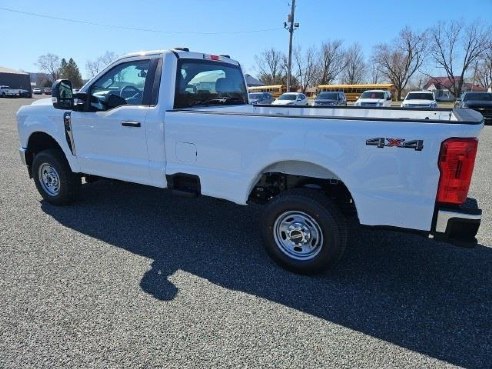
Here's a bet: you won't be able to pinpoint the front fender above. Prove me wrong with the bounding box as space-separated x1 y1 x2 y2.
16 103 80 172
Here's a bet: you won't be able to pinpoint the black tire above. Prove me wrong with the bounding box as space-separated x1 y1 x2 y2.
261 188 347 274
32 149 80 205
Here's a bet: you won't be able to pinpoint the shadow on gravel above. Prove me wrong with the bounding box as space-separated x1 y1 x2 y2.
42 180 492 369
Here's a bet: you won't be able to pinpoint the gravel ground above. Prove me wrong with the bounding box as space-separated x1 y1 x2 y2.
1 97 491 368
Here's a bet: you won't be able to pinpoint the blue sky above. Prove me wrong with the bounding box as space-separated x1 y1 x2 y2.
1 0 491 79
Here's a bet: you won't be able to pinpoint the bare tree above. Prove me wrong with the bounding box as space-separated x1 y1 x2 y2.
405 72 428 91
372 27 427 100
37 53 61 83
316 40 346 85
370 64 380 84
254 48 286 85
86 51 119 78
473 41 492 89
342 44 366 84
428 20 491 97
293 46 319 93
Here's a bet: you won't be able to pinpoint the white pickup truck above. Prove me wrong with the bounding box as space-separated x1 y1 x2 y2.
1 85 30 98
16 48 484 274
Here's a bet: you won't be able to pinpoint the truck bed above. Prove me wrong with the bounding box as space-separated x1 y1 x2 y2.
172 105 484 125
164 104 483 232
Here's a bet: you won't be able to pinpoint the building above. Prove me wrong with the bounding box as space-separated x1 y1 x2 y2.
244 74 263 87
0 67 32 94
424 76 486 101
29 72 51 88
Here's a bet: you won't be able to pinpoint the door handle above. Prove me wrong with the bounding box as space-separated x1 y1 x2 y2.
121 121 141 127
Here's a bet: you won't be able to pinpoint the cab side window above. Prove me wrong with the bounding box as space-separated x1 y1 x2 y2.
90 59 151 111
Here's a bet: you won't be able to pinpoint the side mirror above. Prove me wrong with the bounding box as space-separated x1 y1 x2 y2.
52 79 73 110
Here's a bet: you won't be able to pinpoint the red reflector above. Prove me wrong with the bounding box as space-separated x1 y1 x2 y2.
436 138 478 205
210 55 220 61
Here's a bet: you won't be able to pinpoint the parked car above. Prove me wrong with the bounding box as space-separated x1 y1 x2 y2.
0 85 12 97
248 92 273 105
272 92 308 106
0 85 31 98
354 90 392 107
19 89 31 98
313 91 347 106
455 92 492 125
401 91 438 109
33 88 43 95
43 87 52 95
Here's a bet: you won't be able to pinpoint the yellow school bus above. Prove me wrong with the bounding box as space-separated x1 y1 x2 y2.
316 83 396 102
248 85 287 98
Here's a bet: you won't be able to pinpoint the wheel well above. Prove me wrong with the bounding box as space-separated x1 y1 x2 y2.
248 172 357 218
26 132 63 167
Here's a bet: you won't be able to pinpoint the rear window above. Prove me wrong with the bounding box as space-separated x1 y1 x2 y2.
317 92 338 99
174 59 248 108
278 94 297 101
249 93 263 99
464 93 492 101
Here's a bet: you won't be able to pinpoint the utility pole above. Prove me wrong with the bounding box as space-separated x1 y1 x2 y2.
284 0 299 92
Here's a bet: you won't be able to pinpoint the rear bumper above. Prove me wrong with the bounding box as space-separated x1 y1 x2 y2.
432 202 481 244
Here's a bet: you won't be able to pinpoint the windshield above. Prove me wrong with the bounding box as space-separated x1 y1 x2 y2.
174 60 248 108
463 93 492 101
360 91 385 99
317 92 338 99
278 94 297 101
406 93 434 100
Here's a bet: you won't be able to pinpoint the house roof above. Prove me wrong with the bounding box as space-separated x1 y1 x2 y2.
0 66 29 75
423 76 463 90
463 83 487 92
244 74 264 87
424 76 488 92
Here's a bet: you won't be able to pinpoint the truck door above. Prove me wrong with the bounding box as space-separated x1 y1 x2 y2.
70 58 155 185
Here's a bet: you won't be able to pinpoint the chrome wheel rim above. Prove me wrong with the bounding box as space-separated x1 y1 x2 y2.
38 163 60 196
273 211 324 261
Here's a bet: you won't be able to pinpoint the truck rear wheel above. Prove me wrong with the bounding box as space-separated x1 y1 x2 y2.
261 189 347 274
32 149 80 205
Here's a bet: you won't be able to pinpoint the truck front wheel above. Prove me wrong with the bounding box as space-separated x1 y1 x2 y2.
32 149 80 205
261 189 347 274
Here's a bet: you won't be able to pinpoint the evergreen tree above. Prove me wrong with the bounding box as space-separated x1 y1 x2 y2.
59 58 83 88
60 58 68 72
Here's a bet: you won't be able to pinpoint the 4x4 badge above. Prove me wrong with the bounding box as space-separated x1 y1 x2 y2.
366 138 424 151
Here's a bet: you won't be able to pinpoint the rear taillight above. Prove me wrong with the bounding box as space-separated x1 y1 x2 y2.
436 138 478 205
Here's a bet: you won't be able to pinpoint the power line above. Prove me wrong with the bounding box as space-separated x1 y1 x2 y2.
0 6 283 35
